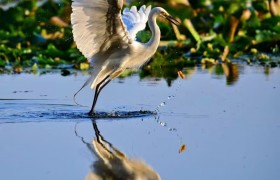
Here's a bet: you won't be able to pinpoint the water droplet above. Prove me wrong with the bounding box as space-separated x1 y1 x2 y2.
168 128 177 131
159 122 167 127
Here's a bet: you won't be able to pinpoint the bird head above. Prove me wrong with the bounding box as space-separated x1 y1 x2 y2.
157 8 181 26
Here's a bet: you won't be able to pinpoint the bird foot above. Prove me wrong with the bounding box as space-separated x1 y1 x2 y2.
88 110 96 117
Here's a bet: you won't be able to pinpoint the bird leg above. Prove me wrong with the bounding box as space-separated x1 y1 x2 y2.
91 79 111 113
89 76 111 115
88 70 122 116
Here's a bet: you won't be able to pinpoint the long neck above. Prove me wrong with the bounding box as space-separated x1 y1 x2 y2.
145 10 161 49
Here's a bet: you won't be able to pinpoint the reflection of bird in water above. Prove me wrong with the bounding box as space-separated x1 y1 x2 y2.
71 0 180 115
83 121 160 180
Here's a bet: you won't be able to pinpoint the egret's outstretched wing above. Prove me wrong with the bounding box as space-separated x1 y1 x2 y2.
71 0 130 59
122 5 151 41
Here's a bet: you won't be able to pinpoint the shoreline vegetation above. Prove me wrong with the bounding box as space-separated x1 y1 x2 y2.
0 0 279 77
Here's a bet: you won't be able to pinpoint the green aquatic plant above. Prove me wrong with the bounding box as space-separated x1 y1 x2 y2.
0 0 279 80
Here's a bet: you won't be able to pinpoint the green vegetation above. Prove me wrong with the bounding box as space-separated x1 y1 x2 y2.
0 0 279 79
0 0 85 73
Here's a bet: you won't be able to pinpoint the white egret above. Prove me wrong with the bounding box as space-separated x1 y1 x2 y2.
71 0 180 115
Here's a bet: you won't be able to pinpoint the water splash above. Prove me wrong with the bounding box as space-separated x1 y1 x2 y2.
0 99 157 124
168 128 177 132
159 121 167 127
167 95 175 100
90 110 156 119
155 76 183 113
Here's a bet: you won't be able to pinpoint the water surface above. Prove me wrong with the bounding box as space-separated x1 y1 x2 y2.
0 63 280 180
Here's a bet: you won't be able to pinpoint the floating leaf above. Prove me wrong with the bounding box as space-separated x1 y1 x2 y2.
177 70 185 79
179 144 186 153
31 63 38 72
257 53 270 61
201 58 218 65
13 66 22 73
79 62 90 70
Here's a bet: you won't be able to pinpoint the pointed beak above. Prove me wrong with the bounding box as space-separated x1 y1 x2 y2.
165 15 181 26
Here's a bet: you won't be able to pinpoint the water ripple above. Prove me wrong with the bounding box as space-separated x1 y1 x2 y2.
0 99 156 124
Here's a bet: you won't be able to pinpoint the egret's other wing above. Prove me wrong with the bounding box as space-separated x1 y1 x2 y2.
71 0 130 59
122 5 151 41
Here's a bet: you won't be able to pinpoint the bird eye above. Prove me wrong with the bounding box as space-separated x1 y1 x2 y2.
160 11 167 16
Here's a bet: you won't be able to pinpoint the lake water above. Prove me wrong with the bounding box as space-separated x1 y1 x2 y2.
0 63 280 180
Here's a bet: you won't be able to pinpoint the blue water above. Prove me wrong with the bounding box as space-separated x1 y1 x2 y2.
0 64 280 180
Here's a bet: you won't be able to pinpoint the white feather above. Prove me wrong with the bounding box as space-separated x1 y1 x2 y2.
122 5 151 40
72 0 151 59
71 0 128 59
71 0 155 91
